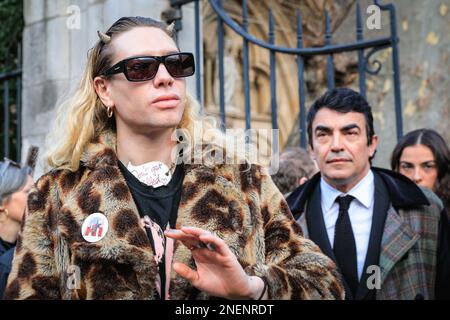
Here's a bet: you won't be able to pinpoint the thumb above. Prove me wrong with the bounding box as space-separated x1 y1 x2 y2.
173 262 199 284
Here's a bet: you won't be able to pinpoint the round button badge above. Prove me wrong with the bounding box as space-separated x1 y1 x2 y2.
81 212 109 243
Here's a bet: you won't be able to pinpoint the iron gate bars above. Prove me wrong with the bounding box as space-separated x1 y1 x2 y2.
169 0 403 147
0 44 22 161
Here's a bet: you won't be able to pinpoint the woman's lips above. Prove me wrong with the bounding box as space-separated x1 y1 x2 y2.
151 94 180 108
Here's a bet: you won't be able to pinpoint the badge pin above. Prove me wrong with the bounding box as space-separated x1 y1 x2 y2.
81 212 109 242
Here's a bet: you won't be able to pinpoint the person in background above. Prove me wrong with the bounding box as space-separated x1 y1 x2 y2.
0 159 33 299
271 147 317 197
279 146 319 177
271 158 309 197
391 128 450 218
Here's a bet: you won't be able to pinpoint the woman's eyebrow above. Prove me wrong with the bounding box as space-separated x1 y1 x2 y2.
120 49 180 59
165 50 180 54
142 50 181 56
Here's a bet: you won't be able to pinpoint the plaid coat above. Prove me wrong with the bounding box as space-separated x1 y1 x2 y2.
288 168 449 300
4 130 344 300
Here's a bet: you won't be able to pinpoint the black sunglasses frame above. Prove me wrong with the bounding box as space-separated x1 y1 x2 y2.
102 52 195 82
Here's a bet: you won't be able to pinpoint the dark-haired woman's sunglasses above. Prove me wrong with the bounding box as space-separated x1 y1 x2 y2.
102 52 195 82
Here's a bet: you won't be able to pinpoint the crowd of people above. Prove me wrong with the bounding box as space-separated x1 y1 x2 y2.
0 16 449 300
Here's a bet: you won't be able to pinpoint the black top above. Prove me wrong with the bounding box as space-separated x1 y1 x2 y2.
118 161 184 300
0 237 16 299
0 238 14 254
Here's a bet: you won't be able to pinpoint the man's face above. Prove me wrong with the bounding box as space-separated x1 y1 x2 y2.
103 27 187 134
310 108 378 192
3 175 33 223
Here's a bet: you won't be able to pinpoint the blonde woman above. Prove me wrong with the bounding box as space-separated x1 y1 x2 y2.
0 159 33 298
4 16 343 300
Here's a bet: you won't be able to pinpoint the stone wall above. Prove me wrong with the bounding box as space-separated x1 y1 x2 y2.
21 0 200 178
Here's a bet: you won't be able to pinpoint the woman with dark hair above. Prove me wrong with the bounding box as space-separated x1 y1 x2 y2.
0 159 33 298
391 129 450 213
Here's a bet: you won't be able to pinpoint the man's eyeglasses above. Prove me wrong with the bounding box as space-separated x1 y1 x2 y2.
0 158 21 177
102 52 195 82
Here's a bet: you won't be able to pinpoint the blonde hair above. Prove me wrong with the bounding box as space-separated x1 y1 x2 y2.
47 17 247 172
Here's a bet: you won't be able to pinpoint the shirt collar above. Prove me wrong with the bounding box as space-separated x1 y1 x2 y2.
320 170 374 211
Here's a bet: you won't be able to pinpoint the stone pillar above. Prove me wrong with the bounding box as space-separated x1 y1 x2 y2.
21 0 200 178
176 1 203 100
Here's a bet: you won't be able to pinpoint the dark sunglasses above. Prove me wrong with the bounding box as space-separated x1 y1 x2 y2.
0 157 21 177
102 52 195 82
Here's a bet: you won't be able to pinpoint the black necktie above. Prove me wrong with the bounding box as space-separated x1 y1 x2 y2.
333 195 359 297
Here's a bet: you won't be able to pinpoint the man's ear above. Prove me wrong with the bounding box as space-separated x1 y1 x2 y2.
369 134 378 158
93 76 114 108
307 144 316 161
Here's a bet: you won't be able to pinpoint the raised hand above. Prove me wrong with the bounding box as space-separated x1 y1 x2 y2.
164 226 266 300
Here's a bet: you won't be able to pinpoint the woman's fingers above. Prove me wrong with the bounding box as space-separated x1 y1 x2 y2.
164 229 213 253
165 227 216 250
179 226 209 236
164 228 196 240
165 227 232 257
181 227 230 255
173 262 199 284
165 229 198 245
197 233 230 256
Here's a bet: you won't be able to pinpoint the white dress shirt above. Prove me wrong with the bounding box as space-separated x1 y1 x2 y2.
320 170 375 280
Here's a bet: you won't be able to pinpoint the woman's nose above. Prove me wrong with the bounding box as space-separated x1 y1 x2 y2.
153 63 174 87
413 168 422 183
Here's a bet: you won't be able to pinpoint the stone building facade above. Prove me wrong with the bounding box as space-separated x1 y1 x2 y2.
21 0 449 177
21 0 200 177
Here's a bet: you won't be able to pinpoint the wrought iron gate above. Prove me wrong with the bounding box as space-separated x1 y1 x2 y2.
169 0 402 148
0 45 22 161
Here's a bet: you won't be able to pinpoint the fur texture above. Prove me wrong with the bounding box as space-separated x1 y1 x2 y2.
5 130 344 300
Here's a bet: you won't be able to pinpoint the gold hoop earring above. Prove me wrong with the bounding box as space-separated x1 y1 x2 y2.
0 209 8 222
107 106 114 118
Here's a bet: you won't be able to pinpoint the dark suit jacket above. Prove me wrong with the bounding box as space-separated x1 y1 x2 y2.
287 167 450 300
